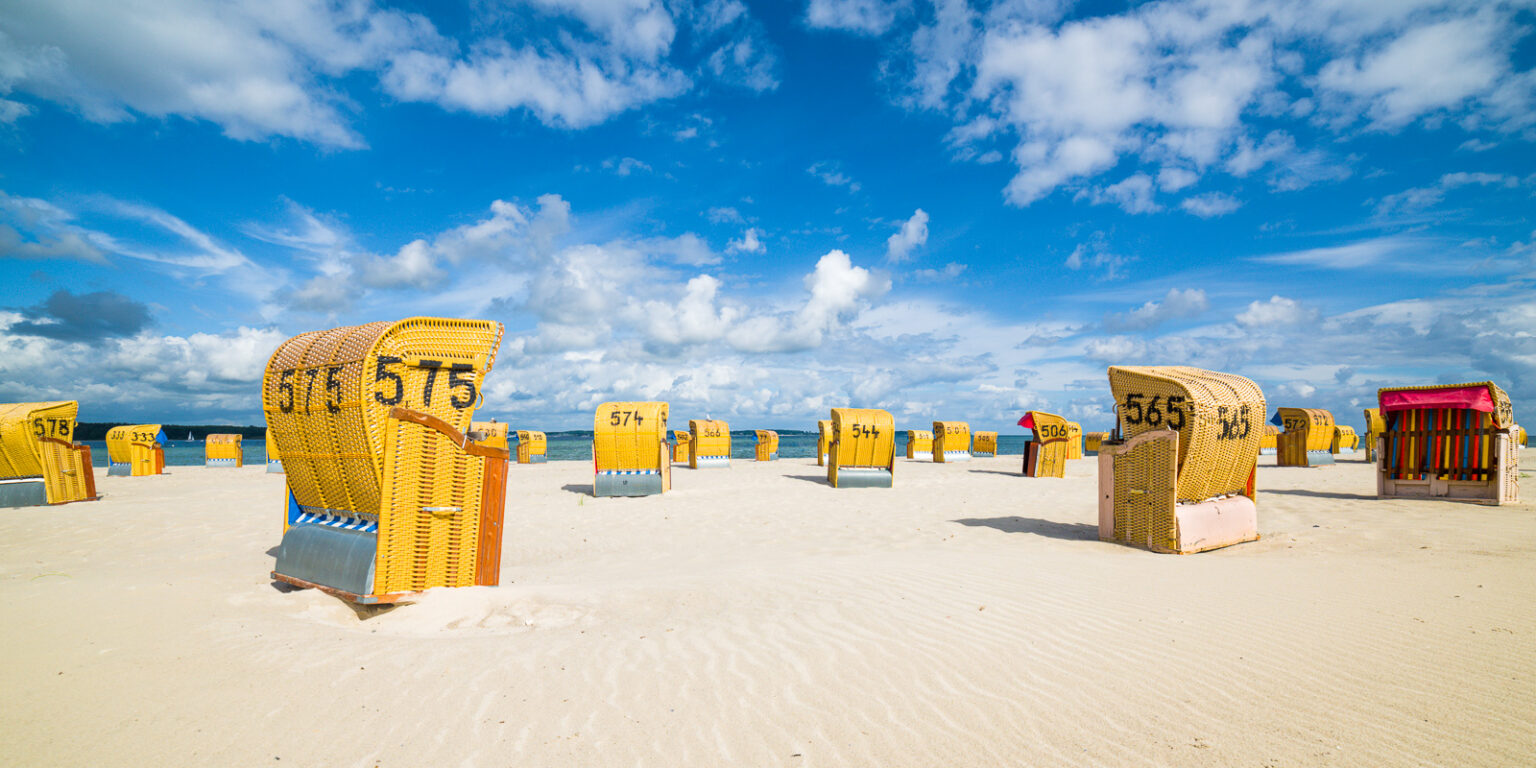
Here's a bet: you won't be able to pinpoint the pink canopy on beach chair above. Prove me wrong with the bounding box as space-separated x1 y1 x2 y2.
1379 385 1495 414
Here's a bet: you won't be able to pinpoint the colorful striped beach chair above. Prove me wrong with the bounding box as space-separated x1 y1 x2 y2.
205 434 244 467
266 317 510 604
1019 411 1071 478
755 430 779 461
905 429 932 460
0 401 96 508
932 421 971 463
1098 366 1263 554
1274 408 1336 467
828 408 895 488
106 424 166 476
595 402 671 496
1376 382 1519 504
689 419 730 469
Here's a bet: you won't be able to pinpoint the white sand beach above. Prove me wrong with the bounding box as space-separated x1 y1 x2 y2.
2 455 1533 767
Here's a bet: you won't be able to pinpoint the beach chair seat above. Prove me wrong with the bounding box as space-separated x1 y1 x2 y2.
754 430 779 461
0 401 97 507
905 429 932 460
1098 366 1263 554
973 431 998 457
265 317 509 604
1019 411 1070 478
514 429 546 463
932 421 971 462
594 402 671 496
1375 382 1519 504
689 419 730 469
1274 408 1335 467
828 408 894 488
205 434 244 467
106 424 166 476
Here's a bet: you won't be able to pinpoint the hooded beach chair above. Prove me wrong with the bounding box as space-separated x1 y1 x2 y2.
754 430 779 461
689 419 730 469
1375 382 1519 504
1064 422 1085 459
973 431 998 457
1362 408 1385 463
817 420 832 466
1019 411 1071 478
265 317 510 604
470 421 509 452
514 429 547 463
205 434 244 467
594 402 671 496
265 429 284 473
1258 424 1279 455
1083 431 1109 454
673 429 691 464
905 429 932 460
1098 366 1263 554
932 421 971 462
1274 408 1336 467
0 401 96 508
106 424 166 476
828 408 895 488
1331 425 1359 455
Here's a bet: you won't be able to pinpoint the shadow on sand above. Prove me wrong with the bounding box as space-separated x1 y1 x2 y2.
967 469 1020 477
953 516 1098 541
786 474 831 486
1260 488 1376 501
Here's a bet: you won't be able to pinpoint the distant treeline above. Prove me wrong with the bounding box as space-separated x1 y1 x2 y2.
76 423 266 441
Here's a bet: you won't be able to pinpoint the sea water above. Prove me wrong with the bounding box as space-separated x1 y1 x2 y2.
82 433 1040 466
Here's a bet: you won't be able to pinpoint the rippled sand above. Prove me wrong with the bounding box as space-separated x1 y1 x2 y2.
2 454 1532 766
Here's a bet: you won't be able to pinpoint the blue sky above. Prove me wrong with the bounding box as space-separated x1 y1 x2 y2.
1 0 1533 431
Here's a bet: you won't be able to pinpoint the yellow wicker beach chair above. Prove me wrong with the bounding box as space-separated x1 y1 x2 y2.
105 424 166 476
595 402 671 496
973 431 998 457
1019 411 1071 478
817 420 832 466
1083 431 1109 454
689 419 731 469
1098 366 1263 554
905 429 933 460
1274 407 1336 467
1331 425 1359 454
1362 408 1385 463
828 408 895 488
265 317 509 604
205 434 244 468
1516 425 1527 448
932 421 971 463
1375 382 1518 504
673 429 691 464
754 430 779 461
1064 421 1084 460
1258 423 1279 455
470 421 509 452
0 401 96 507
514 429 546 464
265 429 283 473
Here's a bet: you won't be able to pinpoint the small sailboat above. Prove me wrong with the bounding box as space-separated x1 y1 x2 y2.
187 431 195 441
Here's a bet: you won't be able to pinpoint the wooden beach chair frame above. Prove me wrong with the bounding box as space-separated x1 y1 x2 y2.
1375 382 1519 505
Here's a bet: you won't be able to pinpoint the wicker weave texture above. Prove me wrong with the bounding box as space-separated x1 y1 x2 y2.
1106 366 1264 503
375 413 486 594
931 421 970 463
905 430 933 459
817 420 832 466
829 408 895 486
205 434 244 466
0 401 93 504
688 419 731 468
594 402 669 473
754 430 779 461
105 424 165 476
263 318 503 518
1110 431 1179 552
514 429 545 463
973 431 998 455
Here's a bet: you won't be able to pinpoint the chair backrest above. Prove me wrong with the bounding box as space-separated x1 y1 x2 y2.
689 419 731 468
471 422 509 451
829 408 895 487
263 318 503 523
905 429 932 459
106 424 166 476
1021 411 1070 477
932 421 970 462
595 402 669 473
816 420 832 466
754 430 779 461
514 429 545 462
1106 366 1264 503
973 431 998 455
205 434 244 467
0 401 94 504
